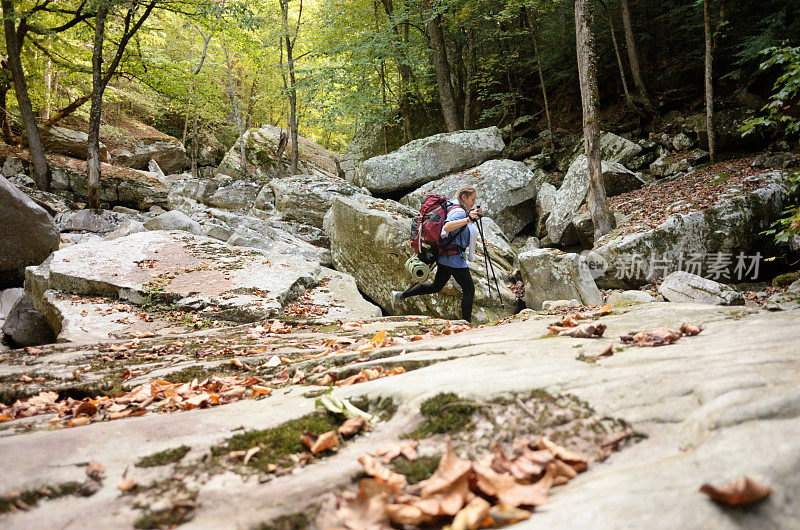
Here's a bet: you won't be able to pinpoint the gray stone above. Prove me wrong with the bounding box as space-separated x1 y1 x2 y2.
271 175 363 228
25 231 322 324
0 288 24 329
671 133 695 151
752 152 799 170
659 271 744 305
205 181 262 212
683 108 769 152
104 219 147 240
340 121 388 180
36 125 109 162
112 206 140 215
650 153 690 178
541 299 581 310
217 124 339 181
147 159 165 178
594 176 787 288
1 294 55 346
143 210 203 235
535 182 557 239
1 156 28 177
55 209 130 234
606 290 657 306
351 127 504 194
7 174 35 188
189 131 228 167
546 156 642 245
558 131 644 171
518 248 602 310
401 159 537 237
0 176 60 288
111 137 188 174
325 194 515 322
763 279 800 311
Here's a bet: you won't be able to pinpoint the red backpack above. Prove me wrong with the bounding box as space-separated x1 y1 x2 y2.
411 194 466 263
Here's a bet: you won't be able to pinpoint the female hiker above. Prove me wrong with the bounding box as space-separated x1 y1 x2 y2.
391 185 483 322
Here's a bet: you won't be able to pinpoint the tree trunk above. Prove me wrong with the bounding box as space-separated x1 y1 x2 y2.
529 23 555 152
42 92 92 127
381 0 413 142
0 85 11 144
224 45 248 180
423 1 460 132
191 112 199 178
462 27 474 129
619 0 654 114
598 1 632 108
704 0 716 163
576 0 615 241
2 0 50 189
87 2 109 210
279 0 299 175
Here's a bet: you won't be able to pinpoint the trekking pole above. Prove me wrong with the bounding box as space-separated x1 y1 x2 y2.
476 216 504 307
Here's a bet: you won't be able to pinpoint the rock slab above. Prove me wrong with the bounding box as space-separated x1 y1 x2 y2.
658 271 744 305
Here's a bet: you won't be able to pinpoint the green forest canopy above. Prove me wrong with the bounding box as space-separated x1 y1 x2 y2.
2 0 799 153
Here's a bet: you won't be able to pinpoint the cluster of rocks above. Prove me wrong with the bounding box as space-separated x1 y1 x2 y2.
2 108 799 349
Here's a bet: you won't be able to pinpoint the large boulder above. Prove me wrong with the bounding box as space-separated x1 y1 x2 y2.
203 180 263 213
188 131 228 167
518 248 602 310
340 121 389 180
56 209 131 234
25 231 322 325
764 279 800 311
752 152 799 170
0 288 24 330
558 132 644 172
144 210 203 235
49 157 171 209
216 125 339 181
401 159 537 238
683 108 769 152
0 176 60 288
271 175 364 228
593 173 787 288
658 271 744 305
351 127 505 194
546 155 643 245
1 294 56 346
325 195 516 323
36 125 110 162
111 137 188 174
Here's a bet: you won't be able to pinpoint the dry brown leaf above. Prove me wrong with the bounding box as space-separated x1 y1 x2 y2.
358 454 407 490
450 496 491 530
301 430 339 454
19 374 34 383
338 417 368 437
68 416 90 427
417 443 472 499
700 476 772 506
0 414 12 422
600 426 634 448
74 401 98 417
24 347 44 355
334 479 392 530
486 504 532 527
537 438 589 468
85 461 105 480
598 304 613 316
558 322 606 338
473 461 548 508
632 328 682 347
680 323 702 336
385 502 434 526
340 321 362 332
373 440 418 464
291 369 305 384
316 373 336 386
117 469 138 492
251 385 273 396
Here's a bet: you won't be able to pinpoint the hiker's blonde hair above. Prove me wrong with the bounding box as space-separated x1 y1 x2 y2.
456 185 477 209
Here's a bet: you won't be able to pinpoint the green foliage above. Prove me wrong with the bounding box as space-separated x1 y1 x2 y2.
742 45 800 137
761 170 800 248
136 446 191 468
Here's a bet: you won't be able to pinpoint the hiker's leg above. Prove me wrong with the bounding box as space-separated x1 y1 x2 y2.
401 265 452 298
451 267 475 322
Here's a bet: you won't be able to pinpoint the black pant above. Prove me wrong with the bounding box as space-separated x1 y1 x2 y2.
401 263 475 322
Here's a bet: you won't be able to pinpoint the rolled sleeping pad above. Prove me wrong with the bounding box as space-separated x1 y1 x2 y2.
405 256 431 282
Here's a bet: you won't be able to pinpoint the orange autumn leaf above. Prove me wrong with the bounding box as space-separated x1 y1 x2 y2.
251 385 273 396
301 430 340 454
598 304 613 316
450 496 491 530
68 416 90 427
0 414 12 422
338 417 368 437
358 454 407 490
700 476 772 506
537 438 588 469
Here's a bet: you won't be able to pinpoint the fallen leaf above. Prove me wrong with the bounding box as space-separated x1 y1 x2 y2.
373 440 418 464
598 304 613 316
338 417 368 436
291 369 305 384
358 454 407 489
74 401 98 417
301 430 340 454
450 496 491 530
680 322 702 336
341 322 362 332
85 461 105 480
24 347 44 355
537 438 588 469
229 358 244 368
632 328 682 347
19 375 34 383
117 468 138 492
68 416 90 427
486 504 531 527
316 373 336 386
251 385 273 396
264 355 281 368
558 322 606 338
700 476 772 506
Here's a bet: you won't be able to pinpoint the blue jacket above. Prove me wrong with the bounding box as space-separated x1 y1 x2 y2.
437 206 469 268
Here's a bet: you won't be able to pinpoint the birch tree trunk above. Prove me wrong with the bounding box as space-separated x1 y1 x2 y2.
619 0 654 114
86 2 109 209
423 0 460 132
224 45 248 180
576 0 615 241
704 0 716 163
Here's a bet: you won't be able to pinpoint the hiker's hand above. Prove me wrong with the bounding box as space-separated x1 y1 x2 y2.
469 207 483 221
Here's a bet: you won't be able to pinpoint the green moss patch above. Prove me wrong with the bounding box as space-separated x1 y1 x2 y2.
772 271 800 287
0 482 82 513
134 507 193 529
255 510 316 530
407 393 479 439
136 446 191 468
212 411 341 472
389 454 441 485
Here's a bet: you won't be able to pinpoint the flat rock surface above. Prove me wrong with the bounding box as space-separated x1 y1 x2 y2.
0 303 798 528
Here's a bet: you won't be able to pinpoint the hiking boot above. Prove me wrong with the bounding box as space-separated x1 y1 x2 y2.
390 290 404 311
